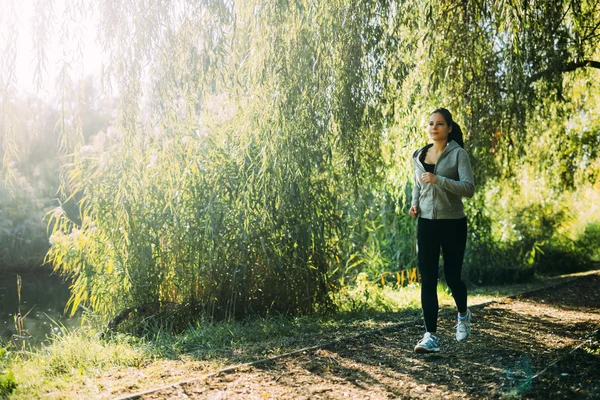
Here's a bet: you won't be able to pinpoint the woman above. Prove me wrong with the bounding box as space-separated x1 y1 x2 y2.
409 108 475 353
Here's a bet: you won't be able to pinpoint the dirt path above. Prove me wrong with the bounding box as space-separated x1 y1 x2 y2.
120 273 600 399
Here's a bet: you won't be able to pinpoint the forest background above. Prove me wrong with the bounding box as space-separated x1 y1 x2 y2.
1 0 600 323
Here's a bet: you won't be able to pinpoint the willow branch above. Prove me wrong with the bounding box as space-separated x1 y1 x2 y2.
529 59 600 84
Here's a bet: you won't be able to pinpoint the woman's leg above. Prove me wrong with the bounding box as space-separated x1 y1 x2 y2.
440 218 468 313
417 217 441 333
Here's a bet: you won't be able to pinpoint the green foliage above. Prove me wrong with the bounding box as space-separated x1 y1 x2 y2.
0 81 111 272
467 176 600 282
331 272 458 314
333 273 400 313
0 347 17 398
0 98 61 270
0 0 598 320
576 222 600 262
0 184 50 269
0 370 16 399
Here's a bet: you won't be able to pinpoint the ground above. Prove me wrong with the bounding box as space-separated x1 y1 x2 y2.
106 272 600 400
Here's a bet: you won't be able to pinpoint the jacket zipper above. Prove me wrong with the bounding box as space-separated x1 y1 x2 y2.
418 143 458 220
432 161 436 219
432 149 448 220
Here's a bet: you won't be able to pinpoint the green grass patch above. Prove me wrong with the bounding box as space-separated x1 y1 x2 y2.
6 326 147 399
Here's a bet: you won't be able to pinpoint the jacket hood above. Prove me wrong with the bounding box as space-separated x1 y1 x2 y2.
413 140 461 160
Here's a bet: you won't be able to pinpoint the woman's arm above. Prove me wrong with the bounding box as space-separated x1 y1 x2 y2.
435 150 475 198
411 171 421 207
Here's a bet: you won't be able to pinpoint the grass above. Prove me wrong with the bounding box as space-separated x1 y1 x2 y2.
7 326 146 399
2 270 596 399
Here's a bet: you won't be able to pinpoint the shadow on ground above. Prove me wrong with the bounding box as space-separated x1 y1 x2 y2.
128 273 600 400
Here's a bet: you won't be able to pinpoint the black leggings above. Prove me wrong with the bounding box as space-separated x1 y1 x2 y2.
417 217 468 333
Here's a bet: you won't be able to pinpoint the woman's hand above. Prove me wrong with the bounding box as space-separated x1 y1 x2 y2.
421 172 437 184
409 205 419 219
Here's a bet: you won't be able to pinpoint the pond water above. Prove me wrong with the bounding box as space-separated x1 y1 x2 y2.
0 269 80 346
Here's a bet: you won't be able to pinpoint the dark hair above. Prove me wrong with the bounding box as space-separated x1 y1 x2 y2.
430 108 464 148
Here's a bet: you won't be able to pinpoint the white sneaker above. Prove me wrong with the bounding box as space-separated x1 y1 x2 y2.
414 332 440 353
456 309 471 342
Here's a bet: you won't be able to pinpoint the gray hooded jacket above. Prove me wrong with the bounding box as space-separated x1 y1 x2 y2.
411 140 475 219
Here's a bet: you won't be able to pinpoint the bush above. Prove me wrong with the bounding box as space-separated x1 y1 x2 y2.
576 223 600 262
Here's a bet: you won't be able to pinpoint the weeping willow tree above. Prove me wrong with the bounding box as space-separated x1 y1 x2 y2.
2 0 599 319
41 0 395 319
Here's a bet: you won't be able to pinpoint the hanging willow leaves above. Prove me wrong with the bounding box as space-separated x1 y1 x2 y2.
0 0 596 319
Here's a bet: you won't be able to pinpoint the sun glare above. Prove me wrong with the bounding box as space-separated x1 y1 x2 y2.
9 0 104 98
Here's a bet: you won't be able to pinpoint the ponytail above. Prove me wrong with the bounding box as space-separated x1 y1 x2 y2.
430 108 464 148
449 121 464 148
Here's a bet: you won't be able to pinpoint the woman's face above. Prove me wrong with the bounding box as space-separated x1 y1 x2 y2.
428 112 451 142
